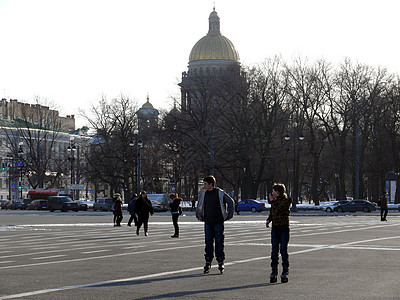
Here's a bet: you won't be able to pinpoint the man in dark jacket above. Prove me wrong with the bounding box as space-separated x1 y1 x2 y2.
266 183 292 283
169 193 182 238
379 192 388 221
135 191 154 236
196 175 234 274
127 193 138 227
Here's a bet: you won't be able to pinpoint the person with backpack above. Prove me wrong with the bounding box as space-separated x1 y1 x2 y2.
127 193 138 227
134 191 154 236
169 193 182 238
379 191 388 221
112 193 123 227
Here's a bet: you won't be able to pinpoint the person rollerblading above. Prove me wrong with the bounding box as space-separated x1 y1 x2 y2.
270 268 278 283
196 176 234 275
266 183 292 284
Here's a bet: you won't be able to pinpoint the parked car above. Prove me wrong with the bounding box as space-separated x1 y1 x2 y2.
147 194 169 208
75 201 88 211
324 200 349 212
237 199 267 213
5 199 25 210
27 199 48 210
21 199 33 209
334 200 377 213
93 198 114 211
47 196 79 212
0 199 8 209
150 200 168 212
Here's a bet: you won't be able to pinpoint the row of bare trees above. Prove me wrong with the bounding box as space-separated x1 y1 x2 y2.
3 57 399 203
161 57 400 204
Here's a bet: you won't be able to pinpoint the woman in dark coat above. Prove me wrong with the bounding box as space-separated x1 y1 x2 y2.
169 193 182 238
135 191 154 236
113 193 123 227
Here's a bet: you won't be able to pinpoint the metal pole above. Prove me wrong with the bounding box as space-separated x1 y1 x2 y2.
8 162 11 200
355 123 359 199
292 134 297 212
20 166 23 198
137 131 141 193
210 127 214 175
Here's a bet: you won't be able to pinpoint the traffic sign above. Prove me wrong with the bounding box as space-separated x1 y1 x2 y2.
17 161 23 167
70 184 84 190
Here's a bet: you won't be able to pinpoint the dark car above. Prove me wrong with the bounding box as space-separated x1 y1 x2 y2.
76 201 88 211
27 199 48 210
150 200 168 212
93 198 114 211
0 199 8 209
334 200 377 213
237 199 267 213
324 200 349 212
5 199 26 210
47 196 79 212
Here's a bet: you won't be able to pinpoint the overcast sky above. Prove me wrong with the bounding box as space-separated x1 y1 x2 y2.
1 0 399 128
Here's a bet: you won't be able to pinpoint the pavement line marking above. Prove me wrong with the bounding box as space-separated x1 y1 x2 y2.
228 242 400 251
80 249 110 254
1 222 398 269
4 234 397 300
32 255 67 260
0 261 14 264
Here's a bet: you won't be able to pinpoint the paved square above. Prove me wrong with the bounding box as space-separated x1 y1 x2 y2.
0 211 399 299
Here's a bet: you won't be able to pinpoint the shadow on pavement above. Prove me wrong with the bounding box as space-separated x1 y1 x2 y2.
135 283 270 299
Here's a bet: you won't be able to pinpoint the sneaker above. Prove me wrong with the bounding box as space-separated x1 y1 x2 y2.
203 262 211 274
171 235 179 238
145 232 149 236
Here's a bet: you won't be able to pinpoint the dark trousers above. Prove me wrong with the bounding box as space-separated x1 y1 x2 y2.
204 222 224 262
270 228 290 270
128 213 138 226
113 214 123 226
137 213 149 232
172 213 179 235
381 208 388 220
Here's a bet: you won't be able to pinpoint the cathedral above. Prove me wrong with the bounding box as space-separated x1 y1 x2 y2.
179 8 242 110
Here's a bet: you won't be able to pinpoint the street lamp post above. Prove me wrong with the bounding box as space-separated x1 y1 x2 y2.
67 137 77 199
18 142 24 198
130 130 143 194
285 122 304 212
5 154 13 200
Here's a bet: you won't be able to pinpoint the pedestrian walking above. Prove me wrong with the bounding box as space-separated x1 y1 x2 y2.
191 199 196 211
266 183 292 283
234 198 240 215
112 193 123 227
135 191 154 236
379 192 388 221
196 175 234 274
169 193 182 238
127 193 138 227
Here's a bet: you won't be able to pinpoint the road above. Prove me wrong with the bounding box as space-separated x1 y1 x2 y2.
0 210 399 299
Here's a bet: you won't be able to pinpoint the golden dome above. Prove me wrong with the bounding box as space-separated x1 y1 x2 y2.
141 95 154 109
189 9 239 62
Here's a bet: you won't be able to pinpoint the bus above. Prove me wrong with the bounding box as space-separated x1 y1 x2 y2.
27 189 71 200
